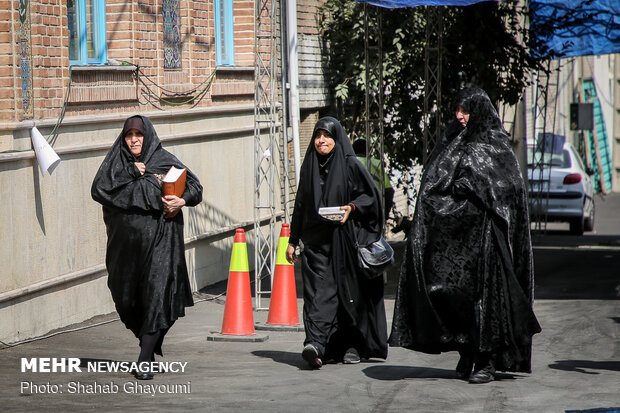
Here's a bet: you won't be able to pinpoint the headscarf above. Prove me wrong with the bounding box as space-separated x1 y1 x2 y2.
121 115 145 137
297 116 358 214
456 87 504 143
291 116 383 247
118 115 158 164
91 115 196 211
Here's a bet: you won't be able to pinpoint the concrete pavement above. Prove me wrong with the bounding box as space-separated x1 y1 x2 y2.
1 295 618 412
2 195 619 412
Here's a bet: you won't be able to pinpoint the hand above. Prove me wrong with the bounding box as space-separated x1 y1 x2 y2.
134 162 146 175
286 244 298 264
162 195 186 218
339 205 352 224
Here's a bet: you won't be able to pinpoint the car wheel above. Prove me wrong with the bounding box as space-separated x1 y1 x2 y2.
569 217 584 235
584 201 595 232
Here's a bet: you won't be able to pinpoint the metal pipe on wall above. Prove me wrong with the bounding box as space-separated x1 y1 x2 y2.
279 0 290 222
286 0 301 186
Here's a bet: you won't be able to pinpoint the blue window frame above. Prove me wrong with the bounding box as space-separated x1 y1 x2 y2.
215 0 234 66
68 0 107 65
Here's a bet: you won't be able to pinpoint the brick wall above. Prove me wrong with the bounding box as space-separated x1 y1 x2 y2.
298 0 324 36
0 2 16 119
2 0 261 123
234 0 255 68
297 0 330 109
30 0 70 120
299 109 319 154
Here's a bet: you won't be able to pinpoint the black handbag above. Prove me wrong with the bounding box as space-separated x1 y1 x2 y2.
355 235 394 279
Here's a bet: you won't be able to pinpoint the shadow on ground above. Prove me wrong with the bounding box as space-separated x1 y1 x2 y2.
362 365 521 382
548 360 620 374
251 350 306 369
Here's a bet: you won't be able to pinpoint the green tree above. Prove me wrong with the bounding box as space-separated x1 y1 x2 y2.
319 0 545 183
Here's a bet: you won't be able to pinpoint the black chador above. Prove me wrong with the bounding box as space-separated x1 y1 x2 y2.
389 88 541 376
92 115 202 359
289 116 388 363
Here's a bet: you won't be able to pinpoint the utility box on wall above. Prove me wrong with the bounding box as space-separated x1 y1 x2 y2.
570 103 594 130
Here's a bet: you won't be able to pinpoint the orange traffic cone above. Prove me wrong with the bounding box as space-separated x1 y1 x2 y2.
266 224 301 326
221 229 255 335
207 229 268 342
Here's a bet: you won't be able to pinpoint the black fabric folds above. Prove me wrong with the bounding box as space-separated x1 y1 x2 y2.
290 116 388 360
91 115 202 355
389 88 541 373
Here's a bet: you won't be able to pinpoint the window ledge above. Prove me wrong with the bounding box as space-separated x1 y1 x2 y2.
215 66 254 74
71 64 137 72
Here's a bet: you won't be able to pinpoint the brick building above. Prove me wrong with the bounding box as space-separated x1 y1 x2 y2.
0 0 330 344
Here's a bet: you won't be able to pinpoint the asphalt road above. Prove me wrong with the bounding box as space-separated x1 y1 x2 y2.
1 194 618 412
531 192 620 301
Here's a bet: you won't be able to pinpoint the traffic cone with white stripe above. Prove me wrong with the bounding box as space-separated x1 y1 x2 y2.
266 223 300 326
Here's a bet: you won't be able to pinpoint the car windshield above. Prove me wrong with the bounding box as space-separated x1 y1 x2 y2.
527 148 570 168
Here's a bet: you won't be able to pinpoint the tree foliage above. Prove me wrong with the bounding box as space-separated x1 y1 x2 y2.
318 0 546 181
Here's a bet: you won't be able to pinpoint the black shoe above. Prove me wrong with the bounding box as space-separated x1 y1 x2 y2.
134 371 154 380
469 353 495 383
455 354 473 380
343 348 360 364
469 368 495 384
302 344 323 369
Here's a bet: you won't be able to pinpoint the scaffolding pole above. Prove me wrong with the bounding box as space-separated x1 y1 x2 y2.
363 4 386 216
529 61 559 234
422 6 443 165
254 0 278 310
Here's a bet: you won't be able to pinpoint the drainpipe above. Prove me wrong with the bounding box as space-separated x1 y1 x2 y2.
280 0 290 221
286 0 301 186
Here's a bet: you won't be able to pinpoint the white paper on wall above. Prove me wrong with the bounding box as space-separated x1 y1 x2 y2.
30 126 61 175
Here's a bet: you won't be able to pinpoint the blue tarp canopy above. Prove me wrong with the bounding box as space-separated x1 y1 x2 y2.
530 0 620 58
353 0 619 58
354 0 500 9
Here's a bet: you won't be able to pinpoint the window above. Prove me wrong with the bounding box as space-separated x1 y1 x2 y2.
214 0 234 66
527 147 570 169
68 0 107 65
569 146 587 172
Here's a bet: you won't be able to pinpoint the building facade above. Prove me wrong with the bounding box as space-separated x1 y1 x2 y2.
522 55 618 194
1 0 330 344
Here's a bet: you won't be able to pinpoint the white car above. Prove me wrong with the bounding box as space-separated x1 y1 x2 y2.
527 142 595 235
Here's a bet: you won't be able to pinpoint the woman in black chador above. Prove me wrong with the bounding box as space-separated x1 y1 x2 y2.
389 87 541 384
285 116 388 369
92 115 202 380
